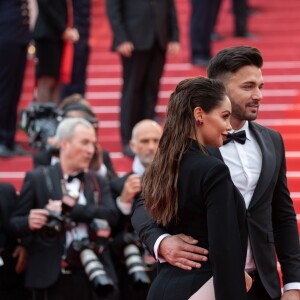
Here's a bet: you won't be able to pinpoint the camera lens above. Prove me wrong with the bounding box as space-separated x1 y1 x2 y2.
80 249 115 296
123 244 151 288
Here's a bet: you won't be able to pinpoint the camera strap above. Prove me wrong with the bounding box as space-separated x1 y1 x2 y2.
86 172 101 206
43 167 55 199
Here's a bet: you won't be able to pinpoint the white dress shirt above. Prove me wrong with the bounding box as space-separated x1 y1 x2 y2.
116 156 145 215
63 177 89 248
220 121 262 272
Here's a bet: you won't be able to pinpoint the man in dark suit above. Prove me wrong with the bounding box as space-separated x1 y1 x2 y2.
10 118 119 300
131 46 300 299
0 0 31 157
105 0 180 156
0 182 29 300
110 119 162 299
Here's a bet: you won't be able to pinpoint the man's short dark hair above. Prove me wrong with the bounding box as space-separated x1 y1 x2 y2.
207 46 263 79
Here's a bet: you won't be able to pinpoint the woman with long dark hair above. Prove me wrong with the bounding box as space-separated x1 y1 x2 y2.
142 77 248 299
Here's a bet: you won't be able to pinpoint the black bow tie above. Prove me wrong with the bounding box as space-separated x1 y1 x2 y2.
67 172 85 183
223 130 246 145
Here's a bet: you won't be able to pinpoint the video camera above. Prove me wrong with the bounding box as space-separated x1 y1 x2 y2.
20 102 63 150
20 101 99 150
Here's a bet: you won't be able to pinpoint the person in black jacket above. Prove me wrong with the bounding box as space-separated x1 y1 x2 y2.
10 118 119 300
0 182 29 300
110 119 162 300
106 0 180 156
133 77 248 299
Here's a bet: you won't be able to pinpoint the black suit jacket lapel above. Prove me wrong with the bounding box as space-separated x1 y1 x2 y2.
207 146 223 161
248 122 276 209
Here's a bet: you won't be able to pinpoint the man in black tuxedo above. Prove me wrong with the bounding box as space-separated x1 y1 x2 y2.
10 118 119 300
131 46 300 299
106 0 180 156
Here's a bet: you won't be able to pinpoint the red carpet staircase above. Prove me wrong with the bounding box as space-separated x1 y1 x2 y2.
0 0 300 237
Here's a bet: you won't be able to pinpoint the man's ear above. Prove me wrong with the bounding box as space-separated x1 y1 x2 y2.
129 140 137 154
60 139 68 151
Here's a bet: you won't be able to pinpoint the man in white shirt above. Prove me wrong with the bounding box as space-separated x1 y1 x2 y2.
132 46 300 300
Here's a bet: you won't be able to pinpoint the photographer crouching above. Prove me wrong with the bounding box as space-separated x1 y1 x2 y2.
9 118 120 300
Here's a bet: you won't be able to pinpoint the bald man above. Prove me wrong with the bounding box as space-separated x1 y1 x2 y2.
110 119 162 300
111 118 162 220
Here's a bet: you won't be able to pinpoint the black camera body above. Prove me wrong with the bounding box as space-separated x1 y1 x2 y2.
40 201 74 244
20 102 63 149
40 181 78 244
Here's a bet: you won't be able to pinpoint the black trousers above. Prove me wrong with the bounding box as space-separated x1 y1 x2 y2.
190 0 219 61
61 37 90 99
120 42 166 146
0 43 27 148
212 0 249 35
232 0 249 35
247 271 280 300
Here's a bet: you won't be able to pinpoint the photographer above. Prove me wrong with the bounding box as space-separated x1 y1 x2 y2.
110 120 162 300
0 182 28 300
9 118 119 300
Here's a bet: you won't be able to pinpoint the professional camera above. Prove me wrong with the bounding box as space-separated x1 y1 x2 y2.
40 182 78 244
113 232 151 289
65 219 115 296
20 102 63 149
40 201 75 244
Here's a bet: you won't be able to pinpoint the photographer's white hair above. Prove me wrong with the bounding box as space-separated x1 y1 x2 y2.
55 118 94 144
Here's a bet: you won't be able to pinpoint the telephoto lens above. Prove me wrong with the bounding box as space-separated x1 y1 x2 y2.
80 249 115 296
123 244 151 288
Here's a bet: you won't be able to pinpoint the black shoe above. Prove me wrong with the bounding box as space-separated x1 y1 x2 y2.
0 145 15 158
235 31 258 39
12 144 31 156
210 32 225 41
192 58 210 68
123 144 135 158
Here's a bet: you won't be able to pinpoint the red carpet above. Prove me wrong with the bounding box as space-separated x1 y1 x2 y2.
0 0 300 233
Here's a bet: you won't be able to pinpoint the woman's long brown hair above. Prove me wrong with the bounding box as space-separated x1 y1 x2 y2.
143 77 226 226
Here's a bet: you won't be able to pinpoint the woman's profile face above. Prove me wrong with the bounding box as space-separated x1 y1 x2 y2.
200 96 232 148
